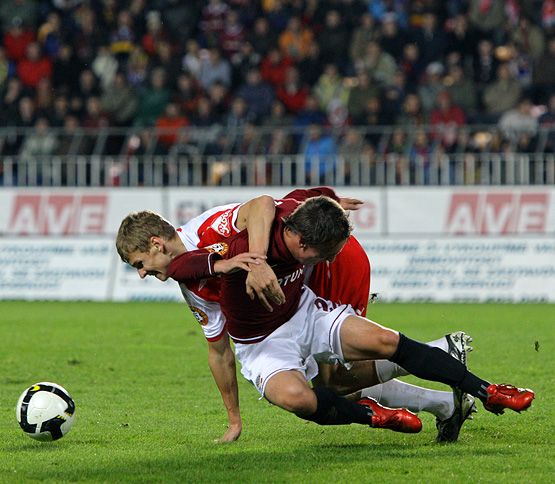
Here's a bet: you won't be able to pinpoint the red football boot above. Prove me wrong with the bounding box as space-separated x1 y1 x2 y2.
484 384 535 415
357 398 422 433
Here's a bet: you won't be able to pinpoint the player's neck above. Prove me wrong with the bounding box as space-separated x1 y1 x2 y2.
165 235 187 259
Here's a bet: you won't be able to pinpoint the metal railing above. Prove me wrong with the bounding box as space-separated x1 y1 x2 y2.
1 125 554 186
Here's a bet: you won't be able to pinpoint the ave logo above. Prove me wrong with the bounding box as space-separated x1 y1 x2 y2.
446 192 549 234
9 194 108 235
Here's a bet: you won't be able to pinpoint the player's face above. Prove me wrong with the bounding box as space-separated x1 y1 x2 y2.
297 238 347 265
127 244 172 281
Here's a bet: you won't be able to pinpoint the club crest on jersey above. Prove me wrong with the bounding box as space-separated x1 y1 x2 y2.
189 306 209 326
205 242 229 256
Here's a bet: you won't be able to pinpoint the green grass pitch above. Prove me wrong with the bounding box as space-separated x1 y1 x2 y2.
1 301 554 483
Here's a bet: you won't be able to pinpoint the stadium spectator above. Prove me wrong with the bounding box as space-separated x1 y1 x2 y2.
225 96 253 131
418 62 445 114
92 45 119 91
260 47 294 90
430 90 466 150
182 39 202 80
219 9 246 58
0 48 9 92
297 41 323 88
445 13 478 66
150 41 182 86
200 0 229 48
510 15 546 61
173 72 202 118
318 10 350 70
473 39 498 89
52 44 83 95
207 80 231 121
398 42 425 87
37 11 62 59
248 17 276 57
482 63 522 120
100 72 138 126
347 71 380 121
19 116 58 160
17 42 52 88
445 64 478 120
35 77 54 113
141 10 169 57
302 124 338 184
155 102 190 149
357 40 397 87
468 0 506 42
236 67 275 122
278 16 314 62
3 16 35 62
498 97 538 138
412 11 447 68
379 13 407 61
73 5 107 65
349 13 379 67
313 64 350 115
110 9 136 63
134 67 171 127
198 47 231 91
0 0 38 31
533 36 555 103
50 94 69 127
397 92 427 128
276 66 309 114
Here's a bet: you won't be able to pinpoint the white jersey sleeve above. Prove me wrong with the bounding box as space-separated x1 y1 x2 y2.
179 282 226 342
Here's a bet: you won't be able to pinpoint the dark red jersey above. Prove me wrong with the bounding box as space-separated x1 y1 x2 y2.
220 199 304 343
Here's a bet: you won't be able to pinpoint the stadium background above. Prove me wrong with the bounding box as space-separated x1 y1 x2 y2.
0 0 554 300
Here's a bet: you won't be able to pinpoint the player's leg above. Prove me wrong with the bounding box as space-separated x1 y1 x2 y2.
339 315 534 415
316 357 476 442
263 370 421 433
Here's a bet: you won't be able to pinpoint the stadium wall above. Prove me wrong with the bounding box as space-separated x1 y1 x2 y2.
1 187 554 303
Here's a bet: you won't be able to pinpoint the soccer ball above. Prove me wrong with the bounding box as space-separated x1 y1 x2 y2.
16 382 76 441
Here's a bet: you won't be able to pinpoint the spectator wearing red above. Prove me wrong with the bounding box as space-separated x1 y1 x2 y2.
276 66 309 114
156 102 190 148
142 11 169 56
3 18 35 62
260 48 294 89
17 42 52 88
219 9 245 58
430 90 466 150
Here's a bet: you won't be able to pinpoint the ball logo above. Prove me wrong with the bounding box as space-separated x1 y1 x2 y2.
189 306 209 326
205 242 229 256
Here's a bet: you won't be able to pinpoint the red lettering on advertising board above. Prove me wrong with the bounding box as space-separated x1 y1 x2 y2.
446 192 548 234
9 194 108 234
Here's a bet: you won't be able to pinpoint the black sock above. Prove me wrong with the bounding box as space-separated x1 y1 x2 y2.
302 387 372 425
391 333 490 399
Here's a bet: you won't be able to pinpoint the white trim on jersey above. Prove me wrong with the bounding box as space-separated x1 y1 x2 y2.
179 282 226 341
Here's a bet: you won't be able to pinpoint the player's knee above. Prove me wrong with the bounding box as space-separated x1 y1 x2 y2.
374 329 399 356
278 385 317 415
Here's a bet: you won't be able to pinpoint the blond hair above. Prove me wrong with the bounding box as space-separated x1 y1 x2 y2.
116 210 176 263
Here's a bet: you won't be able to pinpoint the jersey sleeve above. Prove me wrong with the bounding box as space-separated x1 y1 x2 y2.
283 187 340 203
179 283 226 342
167 249 221 282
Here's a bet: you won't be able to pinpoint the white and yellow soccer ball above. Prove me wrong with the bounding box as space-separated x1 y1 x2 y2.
16 382 76 441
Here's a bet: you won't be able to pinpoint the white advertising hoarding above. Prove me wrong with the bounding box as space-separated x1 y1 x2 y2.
386 187 555 235
111 260 182 302
0 188 164 235
362 237 555 302
167 187 383 235
0 238 113 300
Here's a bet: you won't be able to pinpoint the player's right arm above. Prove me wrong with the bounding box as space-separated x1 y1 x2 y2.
236 195 285 311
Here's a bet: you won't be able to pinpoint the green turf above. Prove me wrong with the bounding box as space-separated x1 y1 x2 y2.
0 302 553 483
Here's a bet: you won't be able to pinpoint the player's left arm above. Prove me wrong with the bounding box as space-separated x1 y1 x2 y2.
207 334 242 443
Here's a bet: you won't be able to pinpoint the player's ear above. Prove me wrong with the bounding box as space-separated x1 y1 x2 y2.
150 236 165 253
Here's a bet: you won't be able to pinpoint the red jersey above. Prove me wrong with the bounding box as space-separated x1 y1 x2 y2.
219 199 304 343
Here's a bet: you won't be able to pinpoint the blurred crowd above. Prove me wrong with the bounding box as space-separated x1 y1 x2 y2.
2 0 555 164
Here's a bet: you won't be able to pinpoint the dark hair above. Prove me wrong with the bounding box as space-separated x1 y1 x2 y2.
283 196 352 253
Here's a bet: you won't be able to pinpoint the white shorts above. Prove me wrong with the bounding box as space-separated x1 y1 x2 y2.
234 286 356 397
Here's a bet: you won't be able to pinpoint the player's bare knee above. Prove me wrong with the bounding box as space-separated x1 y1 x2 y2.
374 329 399 355
279 385 316 415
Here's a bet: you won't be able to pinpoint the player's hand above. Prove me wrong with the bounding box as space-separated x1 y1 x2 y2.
339 197 364 211
214 253 266 274
214 422 242 444
245 260 285 312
